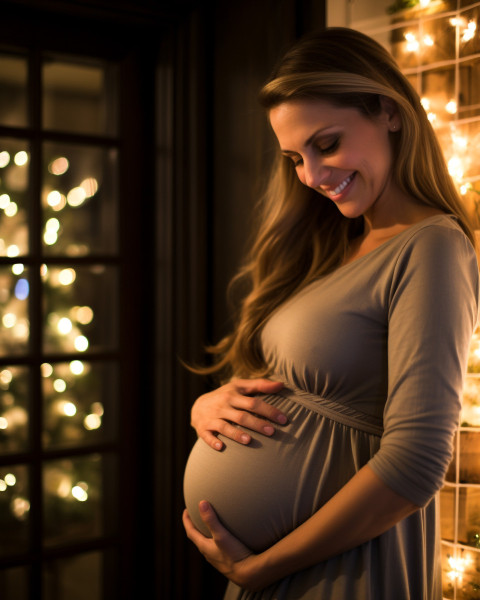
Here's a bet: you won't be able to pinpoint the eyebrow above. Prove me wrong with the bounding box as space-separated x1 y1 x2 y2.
280 126 337 155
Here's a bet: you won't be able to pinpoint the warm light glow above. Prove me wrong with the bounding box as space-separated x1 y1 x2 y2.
0 193 10 209
5 473 16 486
84 413 101 430
423 35 434 47
48 157 69 176
14 151 28 166
12 497 30 520
40 264 48 278
47 190 65 209
41 363 53 378
80 177 98 198
420 97 430 111
448 156 464 181
74 335 89 352
0 480 6 492
72 483 88 502
58 268 76 286
45 217 60 232
43 230 58 246
57 477 72 498
0 369 12 385
452 133 468 149
462 20 477 42
0 151 10 168
2 313 16 328
73 305 94 325
445 100 457 114
53 378 66 393
92 402 104 416
419 0 430 6
67 187 87 207
450 17 468 28
6 245 20 257
59 400 77 417
460 182 472 195
57 317 73 335
14 321 29 341
447 553 473 582
12 263 24 275
405 32 420 52
70 360 84 375
0 417 8 430
4 202 18 217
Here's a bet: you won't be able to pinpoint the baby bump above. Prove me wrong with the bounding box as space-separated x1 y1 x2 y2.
183 398 363 553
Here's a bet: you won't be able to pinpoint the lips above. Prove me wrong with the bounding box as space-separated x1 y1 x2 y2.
323 173 356 197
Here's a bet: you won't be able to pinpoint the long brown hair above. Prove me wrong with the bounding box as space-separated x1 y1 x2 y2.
194 27 475 381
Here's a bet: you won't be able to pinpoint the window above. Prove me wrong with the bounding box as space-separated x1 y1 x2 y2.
328 1 480 597
0 17 154 598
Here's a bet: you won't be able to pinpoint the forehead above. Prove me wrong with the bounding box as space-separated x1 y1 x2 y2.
269 100 359 146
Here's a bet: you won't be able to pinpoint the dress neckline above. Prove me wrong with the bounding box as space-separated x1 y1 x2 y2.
337 213 457 272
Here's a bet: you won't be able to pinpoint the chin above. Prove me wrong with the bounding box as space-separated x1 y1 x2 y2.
334 204 367 219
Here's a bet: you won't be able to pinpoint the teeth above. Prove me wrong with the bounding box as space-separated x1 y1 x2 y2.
331 174 354 196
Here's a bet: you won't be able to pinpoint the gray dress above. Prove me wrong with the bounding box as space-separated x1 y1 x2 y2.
183 214 479 599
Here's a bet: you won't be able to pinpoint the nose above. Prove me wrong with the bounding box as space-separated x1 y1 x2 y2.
302 158 330 189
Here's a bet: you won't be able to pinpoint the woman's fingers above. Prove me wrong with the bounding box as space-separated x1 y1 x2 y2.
191 378 288 450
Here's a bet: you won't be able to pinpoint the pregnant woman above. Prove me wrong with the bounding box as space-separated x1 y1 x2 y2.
182 27 479 599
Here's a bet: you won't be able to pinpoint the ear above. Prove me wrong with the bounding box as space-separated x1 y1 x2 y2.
379 96 401 131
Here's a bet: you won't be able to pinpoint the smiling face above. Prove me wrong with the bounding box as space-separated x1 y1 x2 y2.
269 98 401 222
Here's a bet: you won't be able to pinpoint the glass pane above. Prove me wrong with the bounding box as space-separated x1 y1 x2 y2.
421 66 456 126
43 454 103 546
459 7 480 59
390 24 421 70
441 542 455 599
468 327 480 373
0 265 29 355
462 375 480 427
43 552 102 600
457 547 480 599
42 360 117 449
440 485 456 542
43 59 116 136
0 566 29 600
0 138 29 257
42 142 118 256
0 365 29 453
459 58 480 118
457 487 480 548
0 53 27 128
459 431 480 484
0 464 30 557
420 16 456 65
42 264 117 354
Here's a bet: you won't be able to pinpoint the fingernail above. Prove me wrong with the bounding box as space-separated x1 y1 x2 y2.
199 501 209 513
276 415 287 424
263 425 275 435
240 434 250 443
214 441 223 450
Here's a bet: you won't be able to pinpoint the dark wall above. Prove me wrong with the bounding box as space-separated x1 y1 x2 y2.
158 2 326 599
210 0 326 341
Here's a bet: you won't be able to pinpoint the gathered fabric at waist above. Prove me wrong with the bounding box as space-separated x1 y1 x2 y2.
273 386 384 437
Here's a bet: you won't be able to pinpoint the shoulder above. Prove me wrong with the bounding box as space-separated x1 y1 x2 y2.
395 214 477 269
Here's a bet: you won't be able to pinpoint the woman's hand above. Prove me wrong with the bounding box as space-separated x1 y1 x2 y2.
191 378 287 450
183 502 268 591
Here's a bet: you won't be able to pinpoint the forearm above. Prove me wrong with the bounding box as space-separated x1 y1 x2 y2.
253 464 419 587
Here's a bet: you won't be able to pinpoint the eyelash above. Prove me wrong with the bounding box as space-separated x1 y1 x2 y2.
291 138 340 167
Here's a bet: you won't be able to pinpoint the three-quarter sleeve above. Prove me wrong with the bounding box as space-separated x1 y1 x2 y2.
368 223 479 507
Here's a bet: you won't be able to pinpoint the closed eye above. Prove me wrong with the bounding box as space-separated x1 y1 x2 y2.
317 137 340 156
283 137 340 168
